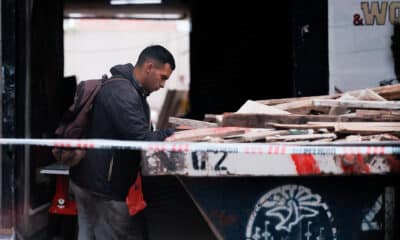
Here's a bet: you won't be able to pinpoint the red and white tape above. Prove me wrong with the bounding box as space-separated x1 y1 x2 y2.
0 138 399 155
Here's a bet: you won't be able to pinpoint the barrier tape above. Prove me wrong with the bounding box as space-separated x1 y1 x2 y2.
0 138 399 155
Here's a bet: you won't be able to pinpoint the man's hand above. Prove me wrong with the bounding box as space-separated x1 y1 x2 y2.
164 128 175 141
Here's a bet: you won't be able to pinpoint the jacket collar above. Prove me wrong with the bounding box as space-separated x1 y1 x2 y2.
131 72 150 98
110 63 150 97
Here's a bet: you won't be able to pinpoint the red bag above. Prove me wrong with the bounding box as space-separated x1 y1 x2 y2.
125 172 147 216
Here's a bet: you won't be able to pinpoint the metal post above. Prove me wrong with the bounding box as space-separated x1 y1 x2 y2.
0 0 17 231
0 0 3 226
22 0 32 235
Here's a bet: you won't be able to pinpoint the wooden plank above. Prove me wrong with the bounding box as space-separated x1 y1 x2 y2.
328 93 358 115
267 122 327 130
312 138 334 143
265 133 337 142
166 127 246 142
169 117 218 128
361 134 400 141
355 109 400 121
273 99 312 110
273 99 328 114
221 113 388 128
333 134 400 142
157 90 187 129
224 129 289 142
336 126 400 134
307 122 400 134
313 99 400 110
236 100 290 115
157 89 176 129
356 109 400 116
256 84 400 107
370 83 400 100
222 113 338 128
308 121 400 128
256 94 338 105
329 90 386 115
204 114 223 124
328 84 400 101
350 89 387 101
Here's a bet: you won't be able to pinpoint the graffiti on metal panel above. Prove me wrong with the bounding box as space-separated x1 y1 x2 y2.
192 151 227 171
360 187 395 235
361 195 382 231
246 185 337 240
335 154 400 174
143 151 186 174
143 151 229 174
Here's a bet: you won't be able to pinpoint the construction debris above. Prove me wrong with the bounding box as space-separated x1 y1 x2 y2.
167 84 400 143
166 127 246 142
313 99 400 110
169 117 218 129
236 100 290 115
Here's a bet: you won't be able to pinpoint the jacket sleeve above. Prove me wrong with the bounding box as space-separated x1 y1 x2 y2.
102 81 173 141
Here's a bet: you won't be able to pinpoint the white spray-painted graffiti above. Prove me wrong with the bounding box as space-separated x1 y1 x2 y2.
246 185 337 240
361 195 382 231
360 186 395 238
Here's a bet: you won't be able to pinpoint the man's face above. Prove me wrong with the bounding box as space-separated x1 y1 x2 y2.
143 61 173 93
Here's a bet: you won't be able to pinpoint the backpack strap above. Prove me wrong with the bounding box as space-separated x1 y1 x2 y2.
101 74 108 82
102 75 129 86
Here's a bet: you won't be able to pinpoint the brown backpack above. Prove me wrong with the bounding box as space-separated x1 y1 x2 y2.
52 75 127 166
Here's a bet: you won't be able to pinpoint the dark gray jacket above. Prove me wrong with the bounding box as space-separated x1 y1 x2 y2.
70 63 173 200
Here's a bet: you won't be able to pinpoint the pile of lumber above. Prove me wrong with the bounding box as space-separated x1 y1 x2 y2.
167 84 400 143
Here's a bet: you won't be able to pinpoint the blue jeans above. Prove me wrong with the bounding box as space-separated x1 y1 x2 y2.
70 180 147 240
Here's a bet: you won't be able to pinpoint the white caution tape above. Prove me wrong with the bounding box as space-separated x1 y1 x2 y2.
0 138 399 155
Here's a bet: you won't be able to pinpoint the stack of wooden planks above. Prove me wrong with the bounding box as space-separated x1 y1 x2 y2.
167 84 400 143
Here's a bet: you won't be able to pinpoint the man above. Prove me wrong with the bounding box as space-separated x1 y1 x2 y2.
69 45 175 240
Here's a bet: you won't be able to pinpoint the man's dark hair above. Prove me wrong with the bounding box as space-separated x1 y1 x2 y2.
136 45 176 70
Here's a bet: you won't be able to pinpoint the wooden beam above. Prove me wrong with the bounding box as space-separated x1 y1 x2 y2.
225 129 289 142
328 90 387 115
221 113 389 128
313 99 400 110
370 83 400 100
169 117 218 128
273 99 330 114
256 84 400 106
256 95 338 105
204 114 223 124
328 93 358 115
350 89 387 101
222 114 337 127
361 134 400 141
355 109 400 121
267 122 327 130
265 133 337 142
307 122 400 134
157 90 187 129
166 127 246 142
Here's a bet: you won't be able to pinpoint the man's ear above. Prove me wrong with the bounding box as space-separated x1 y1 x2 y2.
144 61 153 74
